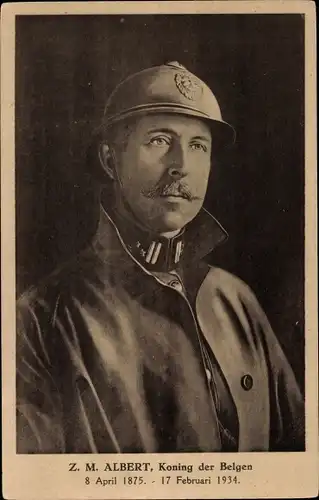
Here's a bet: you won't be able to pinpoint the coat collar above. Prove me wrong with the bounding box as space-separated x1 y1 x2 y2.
92 203 228 272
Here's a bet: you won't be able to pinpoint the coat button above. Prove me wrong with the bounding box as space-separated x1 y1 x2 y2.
241 374 253 391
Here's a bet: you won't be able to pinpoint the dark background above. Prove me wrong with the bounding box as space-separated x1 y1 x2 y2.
15 14 305 387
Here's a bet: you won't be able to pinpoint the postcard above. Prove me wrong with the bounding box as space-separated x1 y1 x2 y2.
1 1 318 498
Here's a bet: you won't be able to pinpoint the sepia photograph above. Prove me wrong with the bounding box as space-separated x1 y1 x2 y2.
15 10 306 455
1 1 317 499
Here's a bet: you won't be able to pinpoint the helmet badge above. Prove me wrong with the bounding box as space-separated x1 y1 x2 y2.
174 71 202 101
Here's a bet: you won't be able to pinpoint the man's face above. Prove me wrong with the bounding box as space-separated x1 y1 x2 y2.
111 113 212 234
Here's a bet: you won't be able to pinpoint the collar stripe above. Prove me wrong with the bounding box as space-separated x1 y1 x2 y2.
175 240 183 263
151 242 162 264
145 241 156 263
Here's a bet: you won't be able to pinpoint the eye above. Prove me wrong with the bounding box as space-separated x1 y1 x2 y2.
148 135 171 147
190 142 208 152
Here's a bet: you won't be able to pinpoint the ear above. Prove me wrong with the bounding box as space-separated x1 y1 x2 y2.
98 143 115 180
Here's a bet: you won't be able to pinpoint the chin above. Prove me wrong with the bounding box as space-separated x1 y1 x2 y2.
155 211 197 233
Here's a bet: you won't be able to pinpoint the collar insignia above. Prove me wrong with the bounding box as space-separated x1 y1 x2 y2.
129 235 184 271
134 239 184 267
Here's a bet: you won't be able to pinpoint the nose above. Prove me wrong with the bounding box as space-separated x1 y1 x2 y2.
167 165 184 179
167 141 188 179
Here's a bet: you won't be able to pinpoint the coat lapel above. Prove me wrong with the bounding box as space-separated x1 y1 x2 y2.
196 267 271 451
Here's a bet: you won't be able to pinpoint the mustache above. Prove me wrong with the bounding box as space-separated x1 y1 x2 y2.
141 181 201 201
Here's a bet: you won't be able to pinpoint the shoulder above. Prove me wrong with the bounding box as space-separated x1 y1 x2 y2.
197 266 288 358
201 266 257 301
17 249 103 351
18 246 101 312
16 247 102 359
198 265 269 323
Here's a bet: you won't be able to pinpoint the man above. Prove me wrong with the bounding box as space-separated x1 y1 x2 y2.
17 61 304 453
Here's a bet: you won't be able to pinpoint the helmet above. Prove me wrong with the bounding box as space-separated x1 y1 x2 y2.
98 61 235 148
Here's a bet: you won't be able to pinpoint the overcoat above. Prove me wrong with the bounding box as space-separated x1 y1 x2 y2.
16 207 304 453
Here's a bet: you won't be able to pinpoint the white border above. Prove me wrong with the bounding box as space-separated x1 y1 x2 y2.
1 2 318 499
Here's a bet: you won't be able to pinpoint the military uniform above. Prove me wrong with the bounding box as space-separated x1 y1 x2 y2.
16 62 304 453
